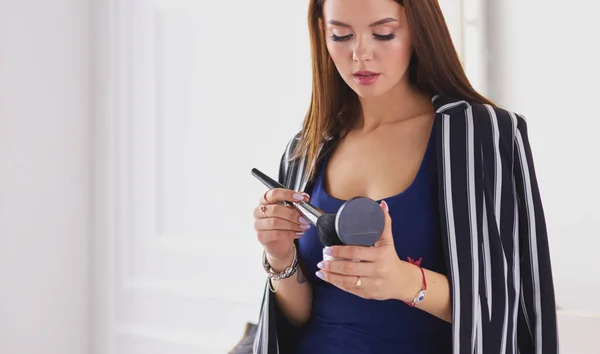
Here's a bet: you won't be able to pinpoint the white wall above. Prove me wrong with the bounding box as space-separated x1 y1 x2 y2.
91 1 314 353
0 1 90 354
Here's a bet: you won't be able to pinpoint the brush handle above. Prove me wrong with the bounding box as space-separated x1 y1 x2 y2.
251 168 286 190
294 202 324 226
251 168 325 225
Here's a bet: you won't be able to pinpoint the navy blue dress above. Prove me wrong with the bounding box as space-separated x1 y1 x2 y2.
296 125 452 353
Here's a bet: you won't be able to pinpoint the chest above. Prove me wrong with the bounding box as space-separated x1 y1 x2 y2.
299 142 444 281
323 122 435 202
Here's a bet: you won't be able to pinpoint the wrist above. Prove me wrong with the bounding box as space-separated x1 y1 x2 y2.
266 245 295 273
397 261 425 303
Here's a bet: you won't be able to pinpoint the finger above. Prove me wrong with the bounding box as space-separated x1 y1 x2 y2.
253 204 309 225
318 259 374 276
254 217 312 233
374 200 394 247
257 230 305 244
260 188 310 205
325 244 378 262
316 270 363 294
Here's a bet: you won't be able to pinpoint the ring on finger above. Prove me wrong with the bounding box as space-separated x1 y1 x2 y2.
355 276 362 289
259 205 268 218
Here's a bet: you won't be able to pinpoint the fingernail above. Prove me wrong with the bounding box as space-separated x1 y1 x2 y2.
315 271 324 280
293 193 304 201
299 216 310 224
317 261 325 269
381 200 389 213
301 224 311 230
323 246 332 256
296 231 305 236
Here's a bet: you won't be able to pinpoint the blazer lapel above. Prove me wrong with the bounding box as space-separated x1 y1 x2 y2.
434 95 483 354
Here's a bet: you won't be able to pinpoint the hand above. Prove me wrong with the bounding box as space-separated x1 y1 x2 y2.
253 188 311 270
315 200 422 302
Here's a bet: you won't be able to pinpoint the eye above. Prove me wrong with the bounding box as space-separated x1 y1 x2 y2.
331 34 352 42
373 33 395 41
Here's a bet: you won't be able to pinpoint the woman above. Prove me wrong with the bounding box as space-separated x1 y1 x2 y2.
248 0 558 353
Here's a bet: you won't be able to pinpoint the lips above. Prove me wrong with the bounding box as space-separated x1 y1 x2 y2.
353 70 378 76
353 71 380 85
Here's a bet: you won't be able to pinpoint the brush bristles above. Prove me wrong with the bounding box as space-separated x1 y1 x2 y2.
317 213 341 246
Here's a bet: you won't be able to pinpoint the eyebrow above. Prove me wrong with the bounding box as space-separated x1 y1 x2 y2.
327 17 398 28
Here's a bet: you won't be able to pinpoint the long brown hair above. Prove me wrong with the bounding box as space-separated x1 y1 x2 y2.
291 0 494 180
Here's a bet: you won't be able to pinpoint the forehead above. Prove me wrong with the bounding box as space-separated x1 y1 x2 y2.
322 0 404 24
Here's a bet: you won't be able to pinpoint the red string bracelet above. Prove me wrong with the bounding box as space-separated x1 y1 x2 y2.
404 265 427 307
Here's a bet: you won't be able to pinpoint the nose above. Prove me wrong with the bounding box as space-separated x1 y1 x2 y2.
352 38 373 62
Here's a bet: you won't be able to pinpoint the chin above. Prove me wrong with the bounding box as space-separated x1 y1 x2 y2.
349 83 390 100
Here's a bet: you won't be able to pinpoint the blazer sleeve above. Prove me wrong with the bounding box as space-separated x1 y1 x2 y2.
513 115 559 353
252 135 304 354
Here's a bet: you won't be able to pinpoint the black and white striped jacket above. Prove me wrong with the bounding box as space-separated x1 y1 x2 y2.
252 95 559 354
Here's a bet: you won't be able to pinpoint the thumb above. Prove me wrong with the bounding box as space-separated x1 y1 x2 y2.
375 200 393 246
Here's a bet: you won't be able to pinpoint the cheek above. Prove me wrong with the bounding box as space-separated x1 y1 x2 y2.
380 38 413 76
385 38 412 65
326 42 351 67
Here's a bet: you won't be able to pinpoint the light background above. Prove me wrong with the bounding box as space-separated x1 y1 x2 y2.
0 0 598 353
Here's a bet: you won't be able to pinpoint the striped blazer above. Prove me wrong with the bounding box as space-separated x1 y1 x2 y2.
252 95 559 354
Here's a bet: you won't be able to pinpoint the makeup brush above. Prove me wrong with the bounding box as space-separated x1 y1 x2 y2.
251 168 385 247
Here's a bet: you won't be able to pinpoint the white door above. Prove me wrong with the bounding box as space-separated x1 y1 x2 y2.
93 0 317 353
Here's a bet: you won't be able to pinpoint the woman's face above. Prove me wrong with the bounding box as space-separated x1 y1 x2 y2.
322 0 412 99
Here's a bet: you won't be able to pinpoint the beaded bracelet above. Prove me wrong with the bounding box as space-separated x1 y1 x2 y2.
262 244 299 292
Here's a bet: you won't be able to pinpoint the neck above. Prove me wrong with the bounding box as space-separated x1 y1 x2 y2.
355 81 433 132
